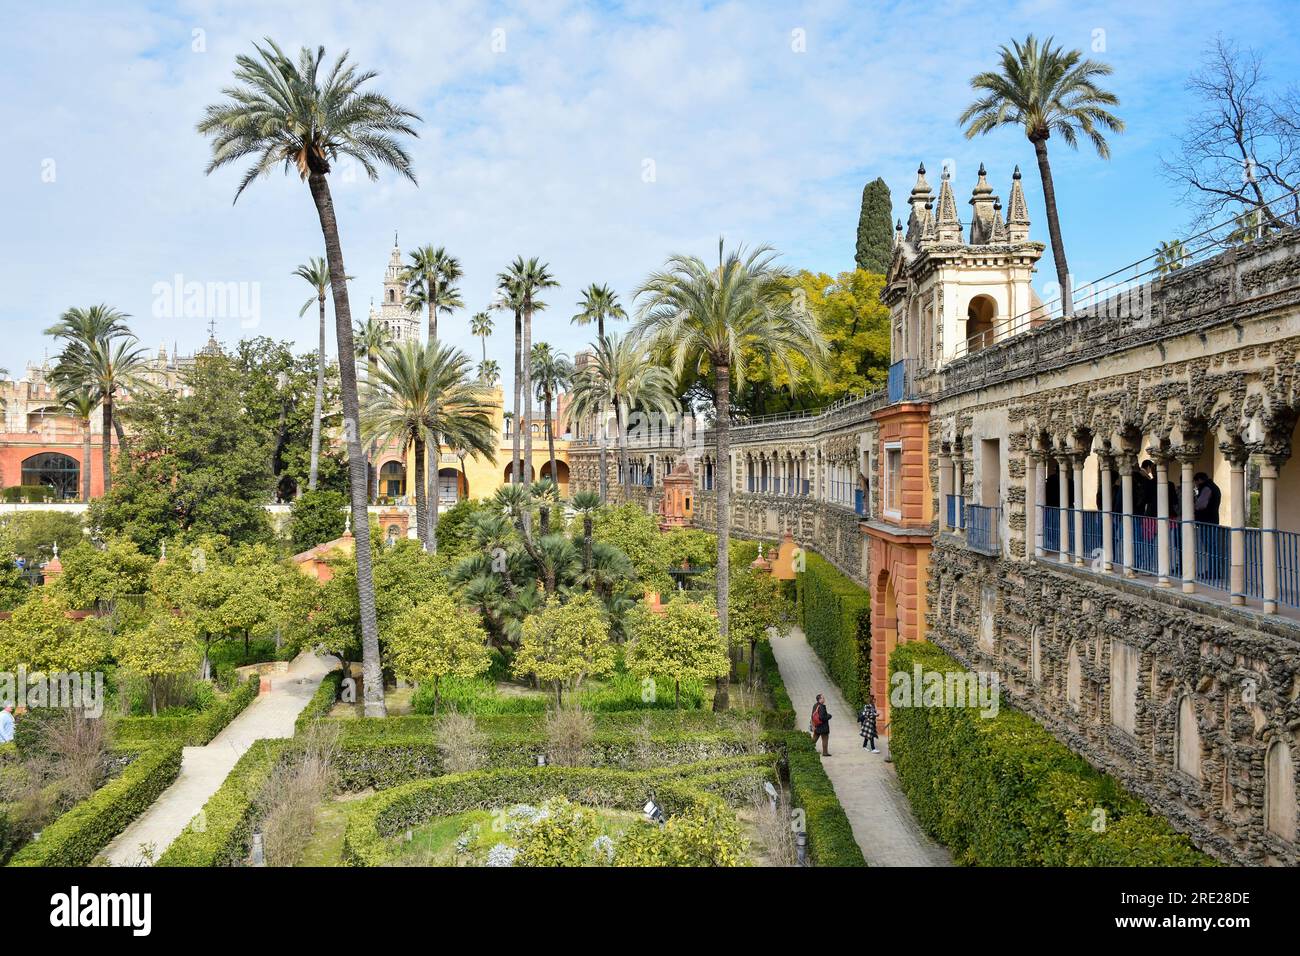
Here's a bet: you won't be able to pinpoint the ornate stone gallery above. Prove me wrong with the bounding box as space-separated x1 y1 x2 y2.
568 163 1300 865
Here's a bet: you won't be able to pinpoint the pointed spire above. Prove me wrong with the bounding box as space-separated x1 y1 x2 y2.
990 199 1008 242
934 166 963 243
905 162 935 243
894 218 903 248
1006 165 1031 242
968 162 999 244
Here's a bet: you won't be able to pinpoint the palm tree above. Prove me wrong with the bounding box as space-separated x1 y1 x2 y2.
295 257 352 491
47 309 150 497
493 277 526 485
403 246 464 551
198 39 421 717
499 258 558 506
531 342 573 490
363 341 495 552
470 311 493 365
59 387 99 502
478 358 500 385
1154 240 1188 276
633 241 826 710
572 283 626 342
571 489 601 571
569 332 679 504
958 34 1124 317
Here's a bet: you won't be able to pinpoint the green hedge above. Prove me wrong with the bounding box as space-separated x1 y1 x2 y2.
113 674 261 747
294 669 344 733
795 551 870 709
2 485 58 503
7 743 183 867
888 642 1215 866
341 757 776 866
755 641 866 867
157 739 289 867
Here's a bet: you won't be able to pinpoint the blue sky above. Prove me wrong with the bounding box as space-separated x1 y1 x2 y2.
2 0 1298 385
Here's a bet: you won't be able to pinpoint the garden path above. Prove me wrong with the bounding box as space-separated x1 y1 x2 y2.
100 651 335 866
769 627 951 866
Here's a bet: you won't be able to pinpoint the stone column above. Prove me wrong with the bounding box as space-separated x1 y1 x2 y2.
1177 448 1198 593
1072 453 1086 566
1261 457 1280 614
1056 453 1073 563
1100 453 1115 573
1034 451 1047 559
1026 450 1041 558
1154 453 1172 587
1119 454 1136 577
1228 450 1246 606
939 450 953 531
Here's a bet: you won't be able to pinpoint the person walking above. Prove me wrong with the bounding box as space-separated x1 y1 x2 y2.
809 693 832 756
0 704 14 744
858 700 879 753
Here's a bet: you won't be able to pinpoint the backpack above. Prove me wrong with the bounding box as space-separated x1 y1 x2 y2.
810 703 823 731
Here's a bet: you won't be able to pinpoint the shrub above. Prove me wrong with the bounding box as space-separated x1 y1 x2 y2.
795 551 870 709
294 669 344 732
113 673 260 747
614 794 748 867
256 723 338 867
288 489 348 554
544 705 595 767
433 712 487 774
888 642 1214 867
7 743 182 867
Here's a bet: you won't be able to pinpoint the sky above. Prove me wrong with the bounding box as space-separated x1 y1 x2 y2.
2 0 1298 388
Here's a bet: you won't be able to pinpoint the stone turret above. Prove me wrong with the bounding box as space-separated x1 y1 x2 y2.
933 167 963 244
904 163 934 244
968 163 1000 245
1006 166 1032 242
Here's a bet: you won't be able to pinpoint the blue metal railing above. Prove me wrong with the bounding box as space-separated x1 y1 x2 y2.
1132 515 1158 575
1279 529 1300 608
1081 510 1102 561
1042 505 1061 553
854 488 865 516
965 504 1001 555
946 494 965 530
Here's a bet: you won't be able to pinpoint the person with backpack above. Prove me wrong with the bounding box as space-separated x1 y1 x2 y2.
809 693 831 756
858 700 879 753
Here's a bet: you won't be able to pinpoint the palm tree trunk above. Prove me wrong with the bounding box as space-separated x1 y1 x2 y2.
307 171 385 718
1032 138 1073 318
81 418 92 502
512 309 523 485
616 404 629 504
583 513 593 570
713 363 732 712
546 391 557 490
523 304 534 490
598 404 609 504
101 393 113 496
309 294 326 491
413 435 429 551
428 296 440 553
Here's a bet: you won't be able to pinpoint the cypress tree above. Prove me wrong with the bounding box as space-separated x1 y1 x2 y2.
855 177 893 274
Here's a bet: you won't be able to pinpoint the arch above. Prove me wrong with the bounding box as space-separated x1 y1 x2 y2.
1266 735 1297 842
437 466 467 504
387 289 396 303
20 452 79 499
378 459 406 498
503 461 535 482
385 524 402 546
1066 641 1082 712
966 294 997 353
540 460 570 491
1175 694 1202 780
25 406 64 432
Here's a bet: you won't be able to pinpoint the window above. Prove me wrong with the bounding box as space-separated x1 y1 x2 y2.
884 443 903 516
21 453 80 499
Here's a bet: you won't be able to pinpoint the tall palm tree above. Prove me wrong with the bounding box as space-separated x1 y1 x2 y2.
958 34 1123 317
47 313 150 498
353 316 392 503
478 358 500 385
59 387 99 502
531 342 573 489
493 276 526 485
1154 240 1188 276
499 258 558 504
569 332 679 505
295 257 352 491
403 246 464 551
572 283 626 342
470 311 493 365
198 38 421 717
363 341 495 552
633 241 825 710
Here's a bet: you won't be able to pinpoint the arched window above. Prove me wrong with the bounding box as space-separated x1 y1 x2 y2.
1066 641 1082 713
21 452 80 499
1266 735 1297 842
1175 695 1202 780
966 295 997 353
379 460 405 497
